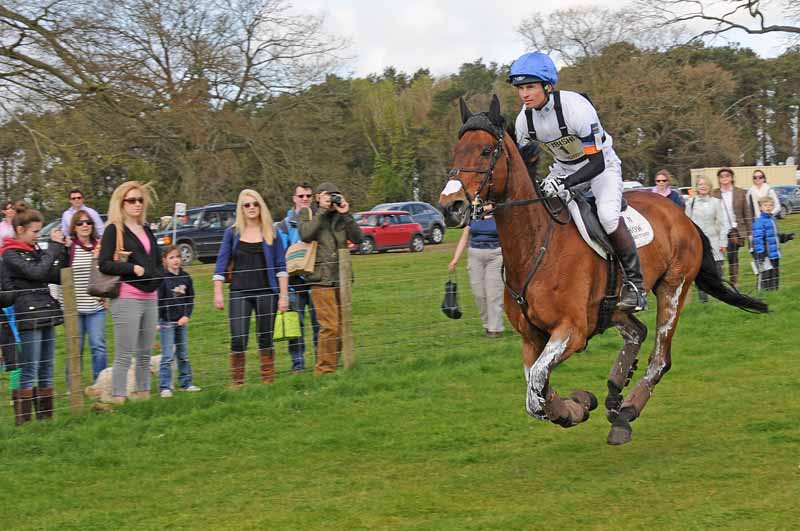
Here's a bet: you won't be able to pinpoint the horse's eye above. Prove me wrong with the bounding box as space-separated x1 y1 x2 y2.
481 147 492 156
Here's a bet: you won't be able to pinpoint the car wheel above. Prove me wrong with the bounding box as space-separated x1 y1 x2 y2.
430 225 444 244
177 242 195 265
410 234 424 252
359 237 375 254
780 204 789 219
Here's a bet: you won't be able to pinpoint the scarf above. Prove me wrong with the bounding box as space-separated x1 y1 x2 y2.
0 237 35 254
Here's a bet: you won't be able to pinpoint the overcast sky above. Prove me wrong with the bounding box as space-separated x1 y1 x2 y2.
302 0 794 78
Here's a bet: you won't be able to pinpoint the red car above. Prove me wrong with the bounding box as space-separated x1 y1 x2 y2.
349 211 425 254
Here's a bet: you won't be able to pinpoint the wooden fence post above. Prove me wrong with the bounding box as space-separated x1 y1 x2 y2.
60 267 84 411
338 249 355 369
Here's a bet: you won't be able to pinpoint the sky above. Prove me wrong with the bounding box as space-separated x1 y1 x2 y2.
301 0 795 78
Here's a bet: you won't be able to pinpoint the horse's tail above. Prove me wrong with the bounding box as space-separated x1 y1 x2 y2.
692 223 768 313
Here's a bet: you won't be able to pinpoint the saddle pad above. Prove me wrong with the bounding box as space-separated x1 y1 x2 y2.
568 200 654 258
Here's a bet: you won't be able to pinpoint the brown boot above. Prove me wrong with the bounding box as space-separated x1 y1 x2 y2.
36 387 54 420
230 352 246 388
11 390 23 426
259 349 275 384
17 388 34 425
729 262 739 288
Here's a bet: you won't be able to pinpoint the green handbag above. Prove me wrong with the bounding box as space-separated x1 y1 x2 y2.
273 311 302 342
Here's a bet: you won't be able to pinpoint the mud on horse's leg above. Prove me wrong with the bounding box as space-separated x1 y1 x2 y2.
525 330 596 428
606 314 647 423
608 280 687 445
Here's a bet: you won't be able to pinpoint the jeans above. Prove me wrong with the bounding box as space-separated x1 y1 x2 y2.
65 309 108 384
19 326 56 390
228 289 277 352
109 298 158 397
159 321 193 390
287 287 319 371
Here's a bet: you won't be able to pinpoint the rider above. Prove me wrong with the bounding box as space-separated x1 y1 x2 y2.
509 51 647 312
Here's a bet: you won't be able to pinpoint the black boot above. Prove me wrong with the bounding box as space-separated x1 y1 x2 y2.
609 218 647 312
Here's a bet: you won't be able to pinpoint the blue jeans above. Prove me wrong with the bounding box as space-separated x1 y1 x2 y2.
65 309 108 384
19 326 56 390
288 287 319 371
159 321 193 390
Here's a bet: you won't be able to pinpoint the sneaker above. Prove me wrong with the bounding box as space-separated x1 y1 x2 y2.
182 385 202 392
160 389 173 398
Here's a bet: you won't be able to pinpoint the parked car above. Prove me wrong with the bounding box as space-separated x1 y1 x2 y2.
370 201 446 244
36 219 62 250
349 211 425 254
155 202 236 265
773 185 800 218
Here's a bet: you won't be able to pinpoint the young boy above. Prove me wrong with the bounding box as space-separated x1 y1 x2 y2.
157 246 200 397
752 196 781 291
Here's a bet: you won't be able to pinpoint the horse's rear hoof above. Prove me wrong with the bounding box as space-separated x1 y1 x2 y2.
607 419 633 445
569 390 598 412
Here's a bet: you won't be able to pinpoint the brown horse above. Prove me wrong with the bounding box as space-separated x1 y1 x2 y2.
439 96 767 445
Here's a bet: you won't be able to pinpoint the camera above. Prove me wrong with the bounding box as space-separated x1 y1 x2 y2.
329 192 343 206
779 232 795 244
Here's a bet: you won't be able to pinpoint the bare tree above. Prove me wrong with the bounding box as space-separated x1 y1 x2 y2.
633 0 800 42
517 6 687 65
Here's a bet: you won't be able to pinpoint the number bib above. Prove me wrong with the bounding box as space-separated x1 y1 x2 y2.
543 135 586 164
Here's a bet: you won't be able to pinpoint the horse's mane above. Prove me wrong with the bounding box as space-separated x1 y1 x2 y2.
458 112 506 140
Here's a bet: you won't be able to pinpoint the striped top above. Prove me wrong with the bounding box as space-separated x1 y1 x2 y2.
72 245 104 313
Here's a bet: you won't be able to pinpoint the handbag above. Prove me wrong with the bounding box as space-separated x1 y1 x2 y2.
727 227 744 247
286 241 317 277
88 225 125 298
441 277 462 319
273 310 302 342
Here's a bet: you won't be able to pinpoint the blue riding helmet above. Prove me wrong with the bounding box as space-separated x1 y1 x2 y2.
508 52 558 86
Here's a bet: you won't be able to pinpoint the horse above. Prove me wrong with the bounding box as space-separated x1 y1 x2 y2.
439 96 768 445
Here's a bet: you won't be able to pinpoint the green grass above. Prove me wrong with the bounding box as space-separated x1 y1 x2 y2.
1 219 799 530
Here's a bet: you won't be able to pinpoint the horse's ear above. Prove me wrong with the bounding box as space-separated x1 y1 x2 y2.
459 97 471 124
488 94 501 123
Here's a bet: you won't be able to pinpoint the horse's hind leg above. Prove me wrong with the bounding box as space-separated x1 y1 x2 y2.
606 314 647 423
608 279 689 445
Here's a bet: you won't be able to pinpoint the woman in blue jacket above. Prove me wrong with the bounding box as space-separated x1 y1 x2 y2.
213 189 289 387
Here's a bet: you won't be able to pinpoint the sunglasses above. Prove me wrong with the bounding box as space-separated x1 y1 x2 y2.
75 219 94 227
123 197 145 204
295 194 312 199
655 180 668 183
243 202 260 209
753 175 765 180
70 196 83 200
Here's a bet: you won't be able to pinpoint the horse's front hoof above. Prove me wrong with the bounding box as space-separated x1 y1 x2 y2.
569 390 598 412
607 419 633 445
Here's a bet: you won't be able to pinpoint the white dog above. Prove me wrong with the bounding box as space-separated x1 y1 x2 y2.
85 354 162 402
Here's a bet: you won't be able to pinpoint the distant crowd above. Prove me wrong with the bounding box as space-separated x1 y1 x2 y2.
1 180 362 425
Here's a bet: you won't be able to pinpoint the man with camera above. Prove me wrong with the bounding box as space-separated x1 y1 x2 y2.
298 182 363 375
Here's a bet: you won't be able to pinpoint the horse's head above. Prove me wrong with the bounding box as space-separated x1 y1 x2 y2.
439 95 512 228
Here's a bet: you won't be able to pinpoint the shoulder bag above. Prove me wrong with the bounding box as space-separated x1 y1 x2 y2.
88 224 125 298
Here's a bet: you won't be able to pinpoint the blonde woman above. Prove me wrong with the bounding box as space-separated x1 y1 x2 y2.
686 176 728 303
99 181 162 403
213 190 289 387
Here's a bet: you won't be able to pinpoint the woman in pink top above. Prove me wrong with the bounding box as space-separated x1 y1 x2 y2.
98 181 163 403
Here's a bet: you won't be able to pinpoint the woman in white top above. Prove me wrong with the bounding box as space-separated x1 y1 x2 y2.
746 169 780 219
686 177 728 303
65 209 108 381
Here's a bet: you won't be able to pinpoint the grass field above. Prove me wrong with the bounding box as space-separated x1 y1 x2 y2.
1 217 799 530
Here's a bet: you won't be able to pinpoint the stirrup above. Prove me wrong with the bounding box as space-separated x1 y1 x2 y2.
617 281 647 312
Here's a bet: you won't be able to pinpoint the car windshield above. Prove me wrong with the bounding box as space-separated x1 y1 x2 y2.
167 211 203 230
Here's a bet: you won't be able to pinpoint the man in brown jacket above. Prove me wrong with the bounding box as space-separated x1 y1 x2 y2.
711 167 753 288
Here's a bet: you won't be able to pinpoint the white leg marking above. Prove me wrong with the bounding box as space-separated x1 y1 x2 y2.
526 335 569 420
647 279 684 381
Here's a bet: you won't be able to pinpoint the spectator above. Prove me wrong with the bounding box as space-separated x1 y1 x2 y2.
298 182 363 375
711 168 752 288
157 246 200 397
745 169 781 220
752 196 781 291
61 188 105 237
276 181 320 373
1 204 66 424
99 181 163 404
0 200 22 240
651 169 685 209
64 209 108 383
213 189 289 387
1 252 22 424
448 203 505 337
686 177 728 303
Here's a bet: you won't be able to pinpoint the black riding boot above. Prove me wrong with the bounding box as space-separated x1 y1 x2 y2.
609 218 647 312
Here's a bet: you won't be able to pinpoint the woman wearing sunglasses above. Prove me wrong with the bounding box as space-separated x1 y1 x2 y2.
745 169 781 220
213 189 289 388
99 181 163 404
64 209 108 383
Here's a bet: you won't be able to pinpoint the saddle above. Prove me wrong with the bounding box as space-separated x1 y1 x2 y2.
572 190 628 257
